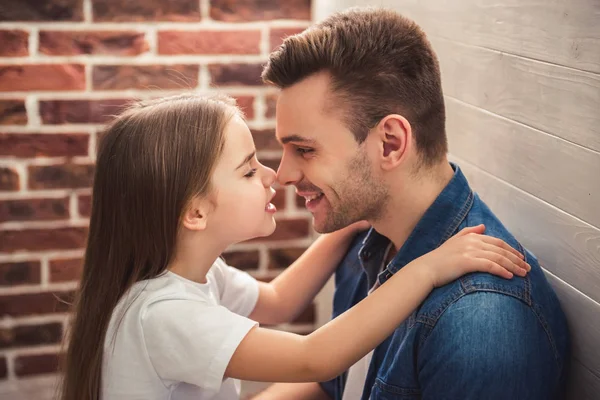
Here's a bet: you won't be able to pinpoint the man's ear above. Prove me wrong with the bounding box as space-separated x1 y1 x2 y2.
181 196 211 231
375 114 412 171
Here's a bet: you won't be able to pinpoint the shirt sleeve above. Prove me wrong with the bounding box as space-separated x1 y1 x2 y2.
214 258 259 317
142 298 257 393
319 378 337 399
419 291 560 399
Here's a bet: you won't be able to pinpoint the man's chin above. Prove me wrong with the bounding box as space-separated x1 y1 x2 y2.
311 213 348 234
310 214 331 234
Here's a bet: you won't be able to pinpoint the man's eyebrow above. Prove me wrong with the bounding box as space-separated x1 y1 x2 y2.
235 150 256 170
279 134 316 145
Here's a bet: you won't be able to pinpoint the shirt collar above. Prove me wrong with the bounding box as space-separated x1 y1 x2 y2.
359 162 474 283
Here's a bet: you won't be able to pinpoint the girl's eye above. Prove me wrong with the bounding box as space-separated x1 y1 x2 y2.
244 168 257 178
296 147 314 155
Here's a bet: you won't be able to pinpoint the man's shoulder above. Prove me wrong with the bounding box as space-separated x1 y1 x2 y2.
416 196 538 325
415 271 533 326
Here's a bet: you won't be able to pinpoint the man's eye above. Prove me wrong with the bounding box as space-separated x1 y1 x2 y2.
244 168 257 178
296 147 314 155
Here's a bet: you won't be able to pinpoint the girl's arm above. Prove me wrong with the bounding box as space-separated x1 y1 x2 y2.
226 225 530 383
249 221 369 325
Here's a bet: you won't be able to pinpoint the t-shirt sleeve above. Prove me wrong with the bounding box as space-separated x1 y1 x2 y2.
214 258 259 317
141 298 257 393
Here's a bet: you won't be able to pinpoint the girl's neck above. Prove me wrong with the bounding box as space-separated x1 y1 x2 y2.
168 230 226 284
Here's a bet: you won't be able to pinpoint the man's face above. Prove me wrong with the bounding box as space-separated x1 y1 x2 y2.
275 72 388 233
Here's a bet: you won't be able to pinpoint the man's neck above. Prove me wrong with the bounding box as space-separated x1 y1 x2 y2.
371 161 454 251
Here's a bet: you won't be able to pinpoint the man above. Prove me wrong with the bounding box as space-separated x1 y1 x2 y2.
255 7 569 400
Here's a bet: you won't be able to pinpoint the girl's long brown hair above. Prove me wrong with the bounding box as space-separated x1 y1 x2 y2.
60 94 239 400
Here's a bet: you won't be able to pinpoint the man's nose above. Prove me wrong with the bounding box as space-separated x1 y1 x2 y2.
276 151 302 186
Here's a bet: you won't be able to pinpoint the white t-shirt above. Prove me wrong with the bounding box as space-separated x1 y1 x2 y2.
102 258 259 400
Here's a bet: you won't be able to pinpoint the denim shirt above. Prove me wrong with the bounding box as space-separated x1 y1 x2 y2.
321 163 570 400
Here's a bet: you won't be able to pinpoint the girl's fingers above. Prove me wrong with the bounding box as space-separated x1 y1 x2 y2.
483 243 531 272
480 259 514 280
477 235 524 260
476 250 528 277
456 224 485 237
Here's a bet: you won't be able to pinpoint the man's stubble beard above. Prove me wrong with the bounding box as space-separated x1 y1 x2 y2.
316 148 389 233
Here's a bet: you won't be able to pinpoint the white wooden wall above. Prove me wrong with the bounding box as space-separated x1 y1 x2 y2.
316 0 600 398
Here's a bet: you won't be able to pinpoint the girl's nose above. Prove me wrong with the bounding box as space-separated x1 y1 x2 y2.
262 164 277 187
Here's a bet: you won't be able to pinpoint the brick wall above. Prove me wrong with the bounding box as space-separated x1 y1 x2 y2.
0 0 314 394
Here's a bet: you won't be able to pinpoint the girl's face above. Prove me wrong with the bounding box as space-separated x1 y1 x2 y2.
208 115 277 244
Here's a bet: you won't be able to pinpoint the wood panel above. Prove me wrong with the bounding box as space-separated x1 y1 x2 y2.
446 98 600 228
378 0 600 74
545 272 600 387
433 38 600 152
567 360 600 400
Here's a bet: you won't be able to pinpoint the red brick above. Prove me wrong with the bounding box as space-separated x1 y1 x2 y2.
296 193 306 209
0 291 74 317
0 167 19 191
268 247 306 269
0 261 41 286
93 0 200 22
209 64 264 86
253 129 280 151
0 30 29 56
259 158 281 173
250 218 309 242
0 227 88 252
28 164 94 190
0 356 6 379
39 30 148 56
292 303 315 324
234 95 254 120
78 194 91 217
210 0 310 22
93 64 198 90
222 250 259 271
14 353 60 377
271 188 285 211
49 258 83 282
158 30 260 55
40 99 130 124
269 27 306 51
0 322 63 349
0 133 89 158
0 64 85 92
0 197 69 222
0 0 83 22
0 100 27 125
265 93 277 119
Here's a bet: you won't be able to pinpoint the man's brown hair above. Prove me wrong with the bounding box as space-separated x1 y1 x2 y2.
262 7 447 165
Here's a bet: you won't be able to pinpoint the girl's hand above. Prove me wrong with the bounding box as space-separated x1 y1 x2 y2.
347 220 371 234
414 224 531 288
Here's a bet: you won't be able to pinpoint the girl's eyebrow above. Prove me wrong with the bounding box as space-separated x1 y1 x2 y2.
235 150 256 170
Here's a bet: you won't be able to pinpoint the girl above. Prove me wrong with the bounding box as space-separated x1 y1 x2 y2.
60 94 529 400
